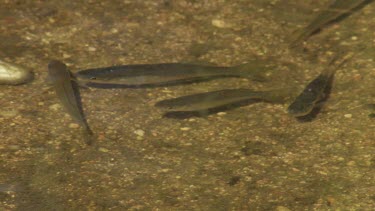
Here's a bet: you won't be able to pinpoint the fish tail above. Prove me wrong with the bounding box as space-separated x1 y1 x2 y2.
324 51 356 76
262 88 296 103
81 125 94 145
231 63 270 82
289 28 312 48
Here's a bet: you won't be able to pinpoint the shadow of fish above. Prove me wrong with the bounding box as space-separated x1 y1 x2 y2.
155 88 293 112
290 0 373 46
47 60 93 144
287 53 354 118
75 62 277 87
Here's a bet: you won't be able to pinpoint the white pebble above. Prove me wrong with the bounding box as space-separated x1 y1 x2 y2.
0 60 33 85
49 103 61 110
211 19 229 28
217 112 226 116
344 114 352 118
69 123 80 129
88 46 96 52
134 129 145 137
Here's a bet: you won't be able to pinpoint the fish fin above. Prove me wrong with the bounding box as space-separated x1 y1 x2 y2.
197 110 210 116
71 73 90 89
82 127 94 145
232 63 271 82
75 79 90 89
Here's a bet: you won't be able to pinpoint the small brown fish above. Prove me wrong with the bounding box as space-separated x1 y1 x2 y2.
48 60 93 144
290 0 372 46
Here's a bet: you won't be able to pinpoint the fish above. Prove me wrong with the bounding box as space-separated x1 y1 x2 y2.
287 53 353 117
290 0 372 46
47 60 93 144
75 62 277 87
155 88 293 112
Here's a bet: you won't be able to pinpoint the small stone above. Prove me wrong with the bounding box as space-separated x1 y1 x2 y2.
180 127 191 131
68 123 80 129
62 53 71 59
98 147 109 153
337 157 345 161
0 60 33 85
217 112 226 116
211 19 230 28
160 168 170 173
344 113 352 118
49 103 61 111
134 129 145 137
88 46 96 52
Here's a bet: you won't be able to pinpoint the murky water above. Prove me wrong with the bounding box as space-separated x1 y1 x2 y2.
1 0 374 210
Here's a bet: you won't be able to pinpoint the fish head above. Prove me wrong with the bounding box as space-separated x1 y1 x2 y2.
287 94 316 117
47 60 68 82
75 71 97 80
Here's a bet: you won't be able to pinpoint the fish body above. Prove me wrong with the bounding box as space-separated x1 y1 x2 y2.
155 88 291 112
287 53 353 117
75 62 272 86
48 60 93 142
287 70 334 117
291 0 368 45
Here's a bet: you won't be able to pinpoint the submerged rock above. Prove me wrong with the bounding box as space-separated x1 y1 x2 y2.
0 60 33 85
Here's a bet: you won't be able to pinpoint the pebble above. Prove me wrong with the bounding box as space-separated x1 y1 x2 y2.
134 129 145 137
98 147 109 153
344 113 352 118
68 123 80 129
88 46 96 52
211 19 231 28
180 127 191 131
49 103 61 111
0 60 33 85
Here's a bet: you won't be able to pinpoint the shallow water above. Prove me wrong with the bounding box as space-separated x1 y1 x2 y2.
0 0 374 210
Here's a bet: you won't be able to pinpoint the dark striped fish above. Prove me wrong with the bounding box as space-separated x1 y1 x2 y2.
287 53 354 117
155 88 292 112
75 62 276 87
